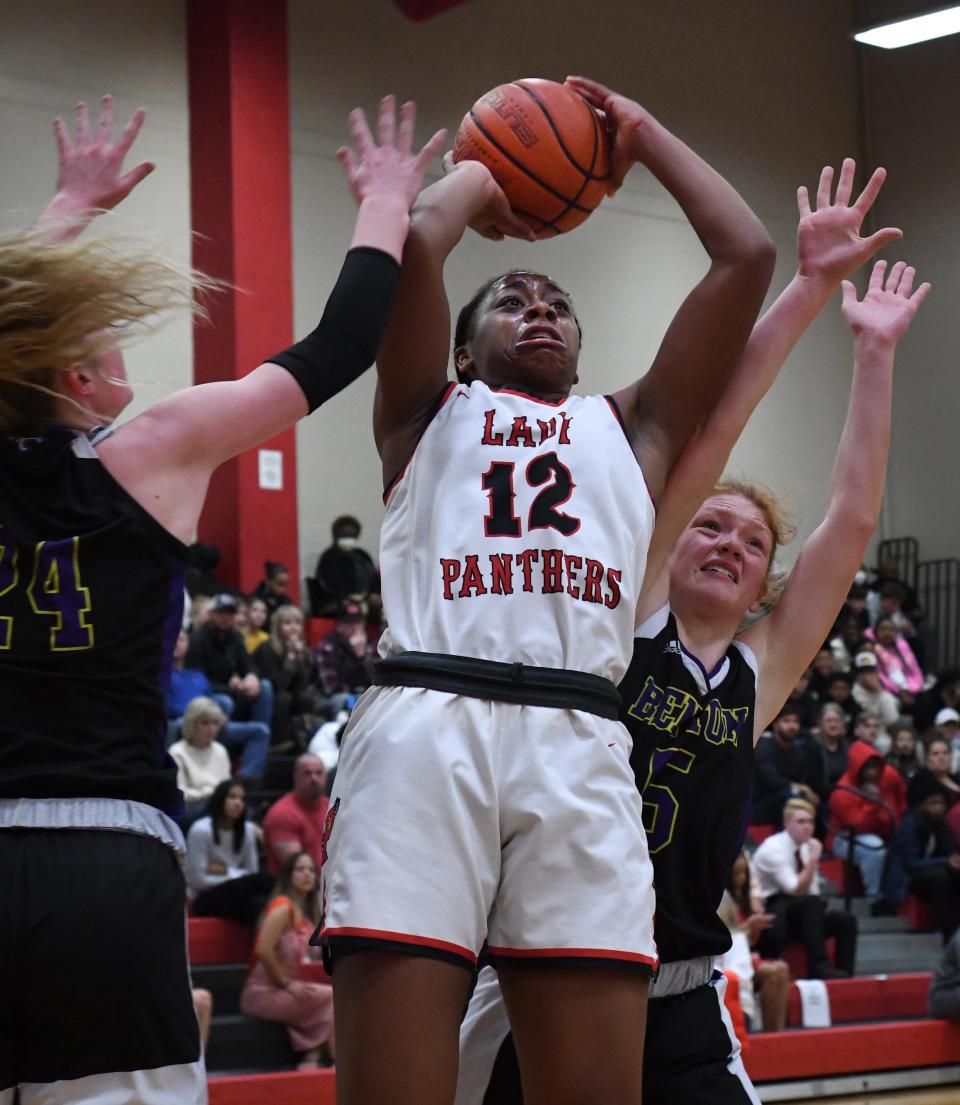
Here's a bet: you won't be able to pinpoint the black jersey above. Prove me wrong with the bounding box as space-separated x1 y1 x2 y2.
0 429 188 815
621 604 757 963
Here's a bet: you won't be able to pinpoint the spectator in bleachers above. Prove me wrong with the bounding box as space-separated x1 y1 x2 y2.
829 738 905 913
186 779 275 923
752 705 820 826
169 697 234 823
784 668 820 730
823 672 861 731
908 737 960 809
168 629 227 720
933 708 960 775
886 775 960 942
254 560 294 620
717 850 790 1031
868 556 922 627
189 593 213 633
753 799 858 979
167 629 270 782
187 592 274 731
914 669 960 733
887 720 922 783
243 596 270 655
868 616 924 712
310 514 380 617
810 703 851 802
253 605 320 747
929 930 960 1020
877 581 926 668
807 648 837 700
314 602 375 718
184 541 226 599
263 754 330 876
829 611 867 675
240 851 334 1069
851 651 901 735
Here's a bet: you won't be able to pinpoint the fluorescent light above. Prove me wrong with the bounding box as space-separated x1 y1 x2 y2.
855 4 960 48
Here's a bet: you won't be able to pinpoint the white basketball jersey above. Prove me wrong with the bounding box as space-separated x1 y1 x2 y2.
378 380 655 684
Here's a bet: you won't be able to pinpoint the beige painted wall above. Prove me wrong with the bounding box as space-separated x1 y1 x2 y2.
288 0 868 582
858 6 960 562
0 0 193 417
5 1 934 593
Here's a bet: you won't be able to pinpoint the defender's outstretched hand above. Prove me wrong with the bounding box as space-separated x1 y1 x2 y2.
51 95 154 215
337 95 446 211
841 259 930 343
797 159 901 284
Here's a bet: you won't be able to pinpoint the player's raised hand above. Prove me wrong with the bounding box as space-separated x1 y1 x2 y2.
564 75 652 195
796 159 902 285
841 259 931 345
337 96 447 211
52 95 155 213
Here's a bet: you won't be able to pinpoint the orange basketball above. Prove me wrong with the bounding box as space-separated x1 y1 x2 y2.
452 78 610 239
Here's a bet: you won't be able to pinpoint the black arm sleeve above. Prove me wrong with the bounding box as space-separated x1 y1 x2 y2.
267 246 401 413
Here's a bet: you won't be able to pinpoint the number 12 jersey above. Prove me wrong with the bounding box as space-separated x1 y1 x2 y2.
377 381 655 684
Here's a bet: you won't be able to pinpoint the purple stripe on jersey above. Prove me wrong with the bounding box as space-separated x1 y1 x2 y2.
154 566 186 818
678 640 719 687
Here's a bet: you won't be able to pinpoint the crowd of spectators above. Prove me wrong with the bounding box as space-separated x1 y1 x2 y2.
179 547 959 1056
174 523 380 1067
746 562 960 1003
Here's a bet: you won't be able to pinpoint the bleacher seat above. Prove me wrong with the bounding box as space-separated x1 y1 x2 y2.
188 917 252 966
746 1019 960 1082
209 1070 334 1105
785 973 929 1026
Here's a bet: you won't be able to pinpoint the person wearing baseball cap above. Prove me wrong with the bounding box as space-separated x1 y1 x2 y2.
851 650 900 743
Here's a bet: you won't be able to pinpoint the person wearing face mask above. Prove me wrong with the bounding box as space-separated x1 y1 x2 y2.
309 515 381 617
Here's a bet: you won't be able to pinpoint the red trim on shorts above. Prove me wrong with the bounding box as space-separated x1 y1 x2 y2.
488 944 659 970
321 925 476 964
383 381 460 503
604 394 656 511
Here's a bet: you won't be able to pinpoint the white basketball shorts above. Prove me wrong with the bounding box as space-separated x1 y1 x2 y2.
318 685 657 970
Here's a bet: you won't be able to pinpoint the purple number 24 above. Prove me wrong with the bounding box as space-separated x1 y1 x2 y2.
0 525 93 651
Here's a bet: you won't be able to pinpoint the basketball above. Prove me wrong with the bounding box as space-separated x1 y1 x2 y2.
452 78 610 239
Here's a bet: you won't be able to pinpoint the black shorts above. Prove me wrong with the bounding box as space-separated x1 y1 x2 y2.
0 829 200 1088
475 973 757 1105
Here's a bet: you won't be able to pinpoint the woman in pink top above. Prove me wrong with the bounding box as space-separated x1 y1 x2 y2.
240 852 333 1068
869 615 924 702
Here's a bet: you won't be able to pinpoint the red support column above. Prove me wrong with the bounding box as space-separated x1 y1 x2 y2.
186 0 300 601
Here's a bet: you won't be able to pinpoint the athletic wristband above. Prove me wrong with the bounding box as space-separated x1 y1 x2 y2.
268 246 401 413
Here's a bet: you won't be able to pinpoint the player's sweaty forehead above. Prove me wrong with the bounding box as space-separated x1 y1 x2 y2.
487 271 572 303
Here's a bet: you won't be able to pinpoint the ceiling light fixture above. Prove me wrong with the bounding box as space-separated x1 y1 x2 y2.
855 4 960 48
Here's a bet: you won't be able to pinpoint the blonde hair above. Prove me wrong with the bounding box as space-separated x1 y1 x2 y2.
0 225 214 434
182 696 226 743
783 797 815 820
711 477 797 616
269 603 304 653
